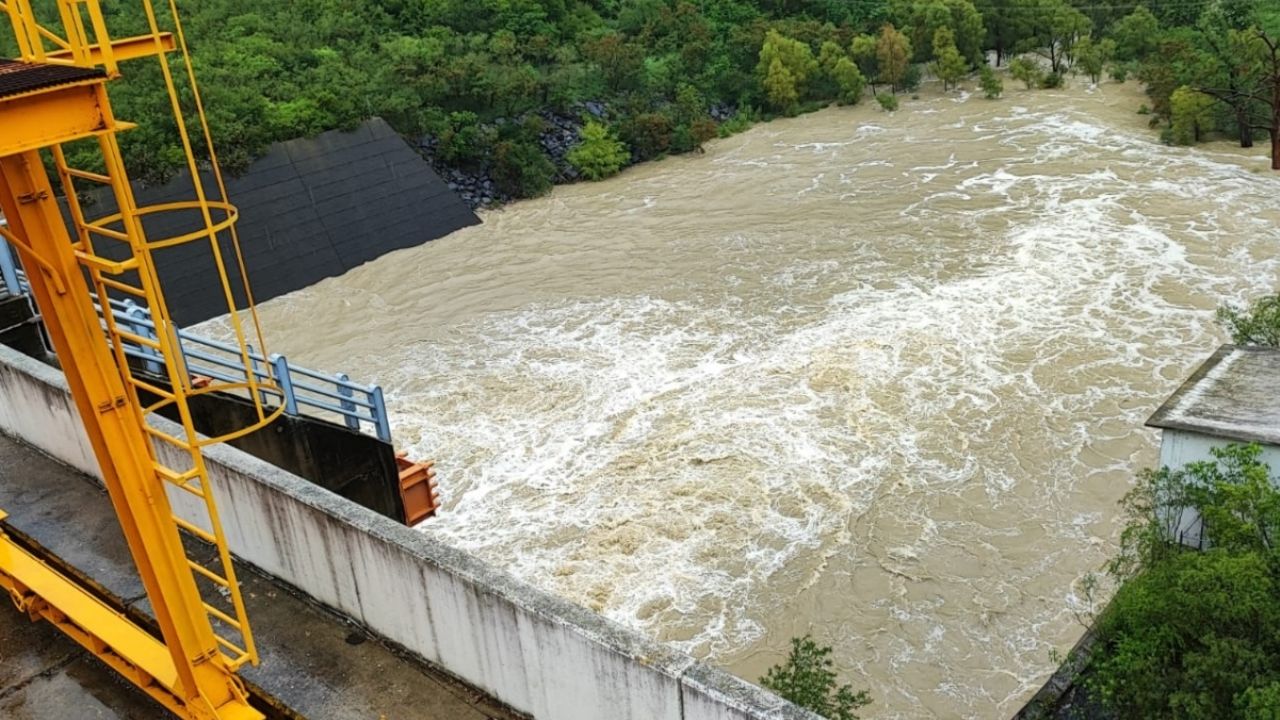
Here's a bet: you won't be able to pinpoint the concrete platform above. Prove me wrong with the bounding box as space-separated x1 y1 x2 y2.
0 432 518 720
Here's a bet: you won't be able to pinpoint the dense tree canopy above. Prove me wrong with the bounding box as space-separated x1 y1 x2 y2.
5 0 1280 200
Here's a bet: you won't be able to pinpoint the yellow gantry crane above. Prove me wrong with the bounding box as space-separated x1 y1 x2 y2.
0 1 284 718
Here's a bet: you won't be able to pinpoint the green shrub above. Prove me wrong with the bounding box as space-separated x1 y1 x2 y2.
437 111 496 167
620 111 673 161
1039 71 1063 89
1217 294 1280 347
1111 64 1130 83
979 66 1003 99
567 121 629 180
718 110 756 137
491 139 555 198
901 63 922 92
1137 104 1150 115
1009 57 1041 90
1088 444 1280 720
875 93 898 111
761 635 871 720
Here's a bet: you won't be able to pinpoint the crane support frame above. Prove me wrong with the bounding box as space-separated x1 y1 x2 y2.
0 2 283 718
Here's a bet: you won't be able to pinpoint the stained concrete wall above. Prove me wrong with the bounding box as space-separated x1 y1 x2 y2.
0 342 819 720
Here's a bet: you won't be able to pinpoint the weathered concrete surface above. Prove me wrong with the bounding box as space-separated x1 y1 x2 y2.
0 611 165 720
1147 345 1280 446
0 433 515 720
0 341 823 720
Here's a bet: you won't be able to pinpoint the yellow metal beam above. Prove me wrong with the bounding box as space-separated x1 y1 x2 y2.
0 81 117 157
46 32 176 65
0 522 181 694
0 152 264 720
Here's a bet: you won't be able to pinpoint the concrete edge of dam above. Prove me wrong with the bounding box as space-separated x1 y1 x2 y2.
0 342 822 720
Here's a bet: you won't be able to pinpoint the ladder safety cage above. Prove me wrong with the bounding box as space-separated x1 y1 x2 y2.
0 0 287 717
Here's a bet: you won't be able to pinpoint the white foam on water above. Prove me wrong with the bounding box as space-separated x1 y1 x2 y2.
229 92 1280 719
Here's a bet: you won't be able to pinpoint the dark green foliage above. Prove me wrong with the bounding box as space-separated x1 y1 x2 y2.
901 63 923 92
1217 294 1280 347
24 0 1278 193
1009 57 1041 89
1088 444 1280 720
490 120 556 198
979 65 1003 98
876 93 899 111
619 111 674 161
760 635 871 720
1039 71 1063 89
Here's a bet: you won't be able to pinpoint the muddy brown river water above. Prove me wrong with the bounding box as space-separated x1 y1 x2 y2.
233 81 1280 717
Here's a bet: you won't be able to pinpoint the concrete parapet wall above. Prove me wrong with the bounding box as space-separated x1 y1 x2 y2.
0 343 820 720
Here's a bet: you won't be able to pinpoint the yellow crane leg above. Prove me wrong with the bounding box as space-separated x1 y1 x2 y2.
0 151 262 720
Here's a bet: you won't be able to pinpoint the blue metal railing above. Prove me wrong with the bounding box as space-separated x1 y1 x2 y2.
1 250 391 442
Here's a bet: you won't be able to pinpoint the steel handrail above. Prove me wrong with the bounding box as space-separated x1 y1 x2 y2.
6 262 391 441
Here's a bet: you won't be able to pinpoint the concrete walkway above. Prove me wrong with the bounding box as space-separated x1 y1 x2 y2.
0 432 517 720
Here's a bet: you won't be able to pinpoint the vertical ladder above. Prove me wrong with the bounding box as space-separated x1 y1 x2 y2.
51 135 257 670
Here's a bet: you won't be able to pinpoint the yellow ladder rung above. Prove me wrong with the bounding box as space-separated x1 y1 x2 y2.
155 464 199 484
156 470 205 499
176 480 206 498
84 225 131 243
202 602 243 632
143 423 191 450
214 635 250 667
99 277 147 297
187 560 229 588
76 249 137 273
171 515 216 544
223 652 253 672
127 375 173 399
115 328 161 350
164 479 206 499
63 167 113 184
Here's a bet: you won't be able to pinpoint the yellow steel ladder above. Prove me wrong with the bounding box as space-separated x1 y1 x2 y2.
0 0 284 717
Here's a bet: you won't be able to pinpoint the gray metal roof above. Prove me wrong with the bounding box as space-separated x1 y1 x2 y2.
1147 344 1280 446
76 118 478 325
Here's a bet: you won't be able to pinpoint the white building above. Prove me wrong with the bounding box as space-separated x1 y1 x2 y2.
1146 345 1280 547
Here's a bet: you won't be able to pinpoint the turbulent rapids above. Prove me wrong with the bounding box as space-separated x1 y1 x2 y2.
239 82 1280 717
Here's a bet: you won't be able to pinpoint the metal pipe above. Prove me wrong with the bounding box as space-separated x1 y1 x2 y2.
336 373 360 431
270 354 298 415
0 230 19 296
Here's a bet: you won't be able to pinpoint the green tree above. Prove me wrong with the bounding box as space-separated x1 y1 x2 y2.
1218 294 1280 346
850 34 881 91
1008 56 1041 89
974 0 1035 66
567 121 630 180
1169 85 1217 144
1193 27 1280 167
875 24 913 93
1090 444 1280 720
763 57 801 112
979 64 1004 97
620 112 674 161
831 57 867 104
1108 6 1161 61
761 635 871 720
491 138 555 198
1074 36 1116 84
1021 0 1091 74
757 29 819 110
891 0 985 65
932 28 968 89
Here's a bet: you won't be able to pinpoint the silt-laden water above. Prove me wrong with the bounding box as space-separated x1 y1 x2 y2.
237 82 1280 717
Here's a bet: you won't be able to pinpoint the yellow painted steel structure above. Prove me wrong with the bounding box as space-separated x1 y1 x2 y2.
0 1 284 718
